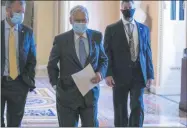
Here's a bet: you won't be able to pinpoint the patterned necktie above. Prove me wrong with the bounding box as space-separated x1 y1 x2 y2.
79 37 87 67
126 23 136 62
9 27 18 79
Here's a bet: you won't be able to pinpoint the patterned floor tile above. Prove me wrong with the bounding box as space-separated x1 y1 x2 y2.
3 77 186 127
21 86 187 127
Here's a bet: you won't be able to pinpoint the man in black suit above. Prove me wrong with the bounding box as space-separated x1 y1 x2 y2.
47 5 108 127
1 0 36 127
104 0 154 127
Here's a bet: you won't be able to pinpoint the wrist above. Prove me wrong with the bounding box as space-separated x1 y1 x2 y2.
96 72 102 80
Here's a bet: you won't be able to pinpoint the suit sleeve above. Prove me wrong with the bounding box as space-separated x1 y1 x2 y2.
96 33 108 79
104 26 113 77
47 37 60 86
25 32 36 86
146 28 154 79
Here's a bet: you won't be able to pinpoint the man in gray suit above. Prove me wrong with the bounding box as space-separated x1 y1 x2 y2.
47 5 108 127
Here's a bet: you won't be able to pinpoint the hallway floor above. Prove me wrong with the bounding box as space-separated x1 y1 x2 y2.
18 77 187 127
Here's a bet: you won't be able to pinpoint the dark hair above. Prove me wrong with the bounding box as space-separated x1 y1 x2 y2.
5 0 26 8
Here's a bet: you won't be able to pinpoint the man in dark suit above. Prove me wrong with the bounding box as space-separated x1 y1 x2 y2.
47 5 108 127
104 0 154 127
1 0 36 127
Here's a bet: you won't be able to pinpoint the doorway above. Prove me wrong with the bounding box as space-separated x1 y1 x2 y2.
158 1 186 97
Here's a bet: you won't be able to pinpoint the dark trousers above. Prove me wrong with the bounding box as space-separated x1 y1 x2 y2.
1 77 29 127
113 61 145 127
56 101 99 127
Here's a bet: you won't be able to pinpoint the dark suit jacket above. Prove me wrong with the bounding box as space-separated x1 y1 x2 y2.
104 20 154 86
47 29 108 109
1 20 37 89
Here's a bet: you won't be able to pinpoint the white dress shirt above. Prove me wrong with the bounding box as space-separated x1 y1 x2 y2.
74 32 89 60
122 17 139 59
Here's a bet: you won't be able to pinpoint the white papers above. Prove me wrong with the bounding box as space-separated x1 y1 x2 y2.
71 64 97 96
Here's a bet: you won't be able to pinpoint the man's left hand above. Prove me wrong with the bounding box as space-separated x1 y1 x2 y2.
91 72 102 84
146 79 154 88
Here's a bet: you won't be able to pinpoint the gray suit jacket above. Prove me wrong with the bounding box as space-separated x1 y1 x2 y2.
47 29 108 109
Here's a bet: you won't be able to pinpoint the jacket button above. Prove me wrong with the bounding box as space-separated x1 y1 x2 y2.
129 65 132 68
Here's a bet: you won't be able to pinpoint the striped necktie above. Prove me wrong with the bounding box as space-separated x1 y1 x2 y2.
126 23 136 62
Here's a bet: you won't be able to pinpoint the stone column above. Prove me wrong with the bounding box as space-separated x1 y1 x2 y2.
33 1 58 76
23 1 34 28
179 2 187 112
179 49 187 112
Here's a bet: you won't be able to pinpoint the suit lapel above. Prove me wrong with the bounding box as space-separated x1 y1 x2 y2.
18 24 25 72
84 29 93 67
68 29 94 68
18 24 25 50
135 21 143 54
1 21 5 75
68 30 83 68
117 20 130 52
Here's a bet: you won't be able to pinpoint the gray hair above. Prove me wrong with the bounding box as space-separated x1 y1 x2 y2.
5 0 26 8
121 0 134 5
70 5 89 20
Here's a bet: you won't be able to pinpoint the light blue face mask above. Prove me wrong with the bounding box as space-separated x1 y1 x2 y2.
72 23 88 34
11 12 24 25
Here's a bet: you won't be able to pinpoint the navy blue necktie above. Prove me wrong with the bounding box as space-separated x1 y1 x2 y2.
79 37 87 67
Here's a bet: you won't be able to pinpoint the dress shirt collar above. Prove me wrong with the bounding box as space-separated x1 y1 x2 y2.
74 32 87 41
122 16 135 26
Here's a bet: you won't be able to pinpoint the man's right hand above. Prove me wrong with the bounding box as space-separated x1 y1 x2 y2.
105 76 115 87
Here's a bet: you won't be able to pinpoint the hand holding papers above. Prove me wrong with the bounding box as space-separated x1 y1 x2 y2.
91 72 102 84
71 64 99 96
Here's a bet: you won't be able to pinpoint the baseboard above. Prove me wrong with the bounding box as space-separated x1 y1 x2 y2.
149 85 181 95
149 85 157 94
179 102 187 112
36 65 48 77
